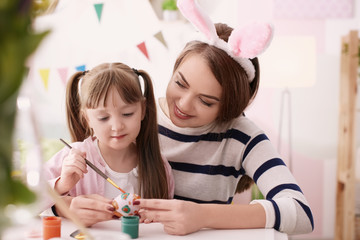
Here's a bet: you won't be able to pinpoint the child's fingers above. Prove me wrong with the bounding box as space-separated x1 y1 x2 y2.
63 153 88 174
65 150 87 170
71 195 114 213
84 194 113 203
62 162 86 179
69 148 86 159
71 168 84 179
67 160 87 173
69 201 114 226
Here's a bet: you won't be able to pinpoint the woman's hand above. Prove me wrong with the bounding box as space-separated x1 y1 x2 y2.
56 148 88 194
56 194 117 227
137 199 266 235
136 199 207 235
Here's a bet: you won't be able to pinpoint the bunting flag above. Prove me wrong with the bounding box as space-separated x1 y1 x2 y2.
57 67 68 85
75 65 86 72
39 68 50 90
94 3 104 23
137 42 149 60
154 31 168 49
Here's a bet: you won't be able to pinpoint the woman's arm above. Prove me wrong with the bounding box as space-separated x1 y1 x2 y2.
137 199 265 235
242 132 314 234
202 202 265 229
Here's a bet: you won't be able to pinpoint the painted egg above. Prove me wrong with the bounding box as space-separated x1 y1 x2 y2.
112 193 140 217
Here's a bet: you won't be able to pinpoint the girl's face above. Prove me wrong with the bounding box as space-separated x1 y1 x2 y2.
85 87 144 152
166 54 222 128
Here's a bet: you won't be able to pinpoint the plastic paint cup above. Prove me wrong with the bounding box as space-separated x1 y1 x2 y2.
121 216 139 239
42 216 61 240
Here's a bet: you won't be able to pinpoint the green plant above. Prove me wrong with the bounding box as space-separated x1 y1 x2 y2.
251 184 264 200
0 0 49 233
162 0 178 11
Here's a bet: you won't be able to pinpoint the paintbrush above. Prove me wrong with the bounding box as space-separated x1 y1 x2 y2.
59 138 126 193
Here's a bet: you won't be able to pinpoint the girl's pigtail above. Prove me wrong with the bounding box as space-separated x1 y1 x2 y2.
65 72 89 142
136 70 169 199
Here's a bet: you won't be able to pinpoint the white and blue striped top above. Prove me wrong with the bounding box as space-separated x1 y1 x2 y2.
157 101 314 235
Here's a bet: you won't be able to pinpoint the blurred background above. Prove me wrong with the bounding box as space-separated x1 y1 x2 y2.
9 0 360 239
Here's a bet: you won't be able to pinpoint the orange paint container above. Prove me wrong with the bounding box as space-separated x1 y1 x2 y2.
43 216 61 240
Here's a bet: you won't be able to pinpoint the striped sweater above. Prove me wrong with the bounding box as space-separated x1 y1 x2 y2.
157 103 314 235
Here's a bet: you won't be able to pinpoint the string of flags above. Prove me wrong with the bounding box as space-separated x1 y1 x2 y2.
37 3 169 91
92 2 168 59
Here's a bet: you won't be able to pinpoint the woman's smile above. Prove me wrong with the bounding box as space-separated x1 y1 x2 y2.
174 105 192 120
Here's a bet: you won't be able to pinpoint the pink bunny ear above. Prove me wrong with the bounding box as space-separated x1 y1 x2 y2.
177 0 217 41
228 23 273 59
177 0 274 82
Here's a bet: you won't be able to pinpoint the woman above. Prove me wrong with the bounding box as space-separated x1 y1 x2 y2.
135 0 313 236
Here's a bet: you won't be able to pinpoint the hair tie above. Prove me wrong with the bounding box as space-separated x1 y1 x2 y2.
132 68 140 75
177 0 273 82
132 68 145 96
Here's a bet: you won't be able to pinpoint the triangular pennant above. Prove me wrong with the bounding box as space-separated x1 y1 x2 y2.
154 31 168 49
94 3 104 23
75 65 86 72
137 42 150 60
57 67 68 85
39 68 50 90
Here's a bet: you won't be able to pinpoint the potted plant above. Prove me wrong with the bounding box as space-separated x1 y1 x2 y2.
0 0 48 237
162 0 178 21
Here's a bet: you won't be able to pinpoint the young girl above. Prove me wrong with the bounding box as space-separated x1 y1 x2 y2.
43 62 174 226
135 0 313 236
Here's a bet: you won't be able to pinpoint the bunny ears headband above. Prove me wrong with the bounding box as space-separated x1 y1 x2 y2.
177 0 274 82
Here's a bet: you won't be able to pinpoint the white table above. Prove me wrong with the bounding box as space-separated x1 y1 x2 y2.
3 218 288 240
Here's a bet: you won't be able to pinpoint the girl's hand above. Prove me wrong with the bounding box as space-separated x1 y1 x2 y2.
58 194 117 227
136 199 206 235
56 148 88 194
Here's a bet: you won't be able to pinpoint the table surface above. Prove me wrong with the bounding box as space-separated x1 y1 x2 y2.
3 218 288 240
